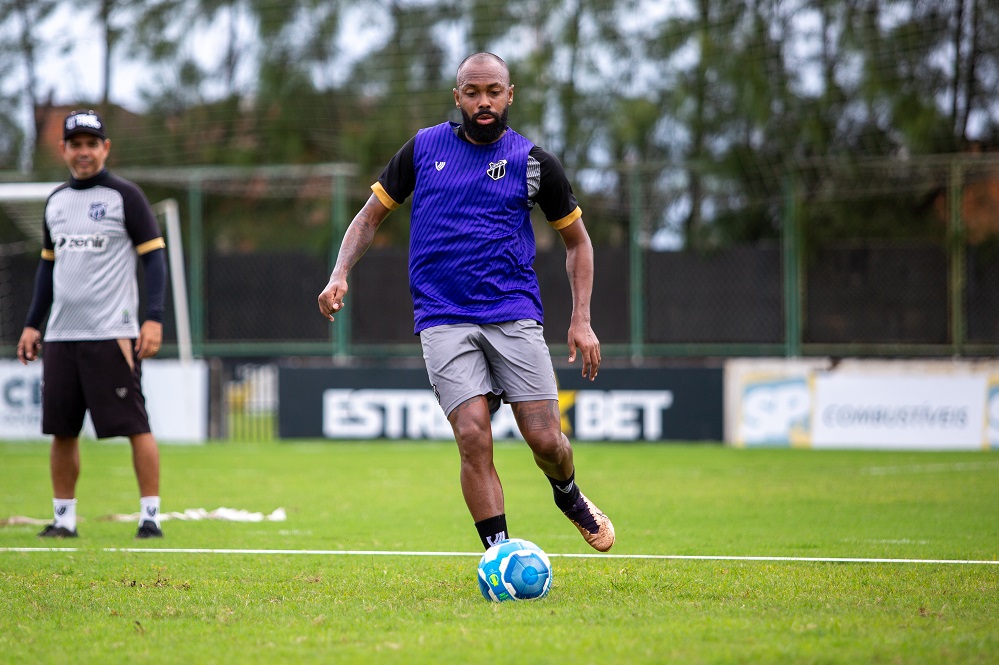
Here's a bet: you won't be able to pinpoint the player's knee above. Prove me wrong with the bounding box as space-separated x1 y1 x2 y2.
526 429 569 464
454 420 493 460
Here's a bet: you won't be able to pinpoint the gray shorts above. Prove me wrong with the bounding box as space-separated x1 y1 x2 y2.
420 320 558 417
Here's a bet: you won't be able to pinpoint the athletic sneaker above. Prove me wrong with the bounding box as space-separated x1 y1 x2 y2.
563 493 615 552
135 521 163 539
37 524 78 538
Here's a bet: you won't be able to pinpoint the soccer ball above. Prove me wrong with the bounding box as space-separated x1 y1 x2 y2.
477 538 552 602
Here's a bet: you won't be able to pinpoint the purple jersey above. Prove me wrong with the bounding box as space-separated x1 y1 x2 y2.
373 122 582 334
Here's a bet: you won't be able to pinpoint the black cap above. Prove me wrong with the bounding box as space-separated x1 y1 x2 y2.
63 109 106 140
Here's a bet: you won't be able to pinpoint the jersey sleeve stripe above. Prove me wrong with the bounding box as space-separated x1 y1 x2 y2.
41 249 55 260
549 206 582 230
371 182 402 210
136 238 166 255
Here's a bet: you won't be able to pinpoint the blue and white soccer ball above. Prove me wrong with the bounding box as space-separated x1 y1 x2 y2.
477 538 552 602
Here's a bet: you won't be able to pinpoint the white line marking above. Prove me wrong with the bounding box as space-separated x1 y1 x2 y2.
861 461 999 475
1 547 997 565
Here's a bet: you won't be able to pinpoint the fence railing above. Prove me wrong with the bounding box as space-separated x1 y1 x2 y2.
2 155 998 361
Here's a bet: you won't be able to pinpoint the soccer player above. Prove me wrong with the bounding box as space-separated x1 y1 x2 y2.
17 109 167 539
318 53 615 552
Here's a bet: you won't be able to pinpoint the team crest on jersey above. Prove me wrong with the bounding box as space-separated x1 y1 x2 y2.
435 161 446 171
88 202 108 221
486 159 507 181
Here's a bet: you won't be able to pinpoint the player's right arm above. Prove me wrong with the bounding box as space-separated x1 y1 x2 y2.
18 232 56 364
17 326 42 364
318 194 393 321
319 137 416 322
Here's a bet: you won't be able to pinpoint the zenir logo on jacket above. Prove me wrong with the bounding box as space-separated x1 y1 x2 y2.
54 234 108 253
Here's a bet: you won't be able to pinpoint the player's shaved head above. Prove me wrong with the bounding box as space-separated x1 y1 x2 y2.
453 52 514 144
456 53 510 87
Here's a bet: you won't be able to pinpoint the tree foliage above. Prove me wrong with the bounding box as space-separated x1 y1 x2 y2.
0 0 996 249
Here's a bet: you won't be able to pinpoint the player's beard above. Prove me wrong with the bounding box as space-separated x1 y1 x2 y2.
461 106 509 144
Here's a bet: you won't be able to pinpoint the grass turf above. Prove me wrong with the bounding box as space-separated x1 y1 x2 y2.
1 440 997 664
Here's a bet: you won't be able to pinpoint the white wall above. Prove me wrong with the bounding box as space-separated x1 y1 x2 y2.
0 359 208 444
726 358 999 450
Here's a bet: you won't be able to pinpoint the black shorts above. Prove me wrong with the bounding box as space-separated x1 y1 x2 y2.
41 339 151 439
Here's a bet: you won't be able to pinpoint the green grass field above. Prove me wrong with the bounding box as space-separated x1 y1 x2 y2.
1 440 997 664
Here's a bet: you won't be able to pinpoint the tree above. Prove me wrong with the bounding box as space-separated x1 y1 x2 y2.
0 0 59 172
6 0 998 252
951 0 999 144
126 0 257 110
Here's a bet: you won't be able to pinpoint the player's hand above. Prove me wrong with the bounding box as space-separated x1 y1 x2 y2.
136 320 163 359
318 275 348 322
567 319 601 381
16 327 41 365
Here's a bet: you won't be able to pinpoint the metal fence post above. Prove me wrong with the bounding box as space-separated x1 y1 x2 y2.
949 159 966 355
782 173 801 357
629 160 645 361
331 171 350 358
187 179 205 357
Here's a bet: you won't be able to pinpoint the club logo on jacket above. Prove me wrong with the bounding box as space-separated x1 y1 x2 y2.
486 159 507 181
88 202 108 221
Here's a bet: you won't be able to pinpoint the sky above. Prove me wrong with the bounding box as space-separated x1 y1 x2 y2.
32 3 242 112
28 0 679 112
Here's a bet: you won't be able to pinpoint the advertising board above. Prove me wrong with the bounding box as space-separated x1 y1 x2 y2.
0 359 208 443
278 367 723 442
728 359 999 450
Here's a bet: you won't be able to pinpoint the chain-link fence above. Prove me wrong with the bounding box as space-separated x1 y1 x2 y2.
791 154 999 356
2 154 998 439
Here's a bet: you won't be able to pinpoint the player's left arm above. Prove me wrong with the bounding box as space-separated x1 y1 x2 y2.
532 146 601 380
136 249 166 359
557 218 601 381
122 181 166 359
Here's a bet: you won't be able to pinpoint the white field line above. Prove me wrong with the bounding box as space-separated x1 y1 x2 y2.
1 547 997 565
861 461 999 475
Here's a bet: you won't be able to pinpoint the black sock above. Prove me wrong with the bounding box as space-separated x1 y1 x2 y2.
547 472 581 512
475 514 508 550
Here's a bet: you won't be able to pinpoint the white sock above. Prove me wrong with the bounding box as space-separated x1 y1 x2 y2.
140 496 161 527
53 498 77 531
